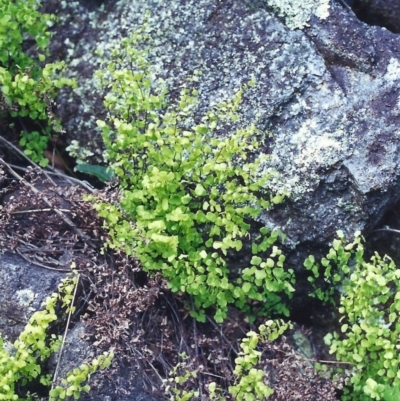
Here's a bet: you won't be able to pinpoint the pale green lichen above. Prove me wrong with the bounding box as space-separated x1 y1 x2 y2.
66 139 94 164
2 337 16 356
266 0 330 29
16 289 36 307
385 58 400 83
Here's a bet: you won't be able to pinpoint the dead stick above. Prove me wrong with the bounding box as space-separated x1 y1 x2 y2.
51 274 80 389
372 227 400 235
16 248 71 272
11 208 72 214
0 135 57 186
8 162 95 193
0 158 96 248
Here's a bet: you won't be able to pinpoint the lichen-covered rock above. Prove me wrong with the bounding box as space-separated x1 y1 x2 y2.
44 0 400 264
50 323 161 401
0 250 65 343
0 251 159 400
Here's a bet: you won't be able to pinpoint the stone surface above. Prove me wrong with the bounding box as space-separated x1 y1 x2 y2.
43 0 400 266
0 249 160 400
0 249 65 343
51 323 160 401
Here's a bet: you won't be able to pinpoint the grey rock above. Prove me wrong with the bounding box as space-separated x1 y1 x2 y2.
0 249 65 343
51 323 160 401
0 249 161 400
44 0 400 262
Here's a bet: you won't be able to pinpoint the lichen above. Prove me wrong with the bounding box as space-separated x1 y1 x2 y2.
66 139 94 164
49 0 398 212
266 0 330 29
16 289 36 307
2 337 16 356
385 58 400 82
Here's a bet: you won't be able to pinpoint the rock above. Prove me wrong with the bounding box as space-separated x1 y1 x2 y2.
50 323 161 401
0 249 65 343
43 0 400 264
269 0 400 255
351 0 400 33
0 249 161 400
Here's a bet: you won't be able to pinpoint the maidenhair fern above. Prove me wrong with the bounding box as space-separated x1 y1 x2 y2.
306 231 400 401
0 275 113 401
93 26 293 323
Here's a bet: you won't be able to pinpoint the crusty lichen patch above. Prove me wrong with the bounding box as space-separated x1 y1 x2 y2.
266 0 330 29
48 0 400 222
385 58 400 82
16 289 36 307
2 336 16 356
53 0 333 182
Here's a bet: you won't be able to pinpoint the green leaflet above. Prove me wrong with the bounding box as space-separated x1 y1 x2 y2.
75 163 115 182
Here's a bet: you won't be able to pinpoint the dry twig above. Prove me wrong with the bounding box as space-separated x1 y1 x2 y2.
0 158 97 248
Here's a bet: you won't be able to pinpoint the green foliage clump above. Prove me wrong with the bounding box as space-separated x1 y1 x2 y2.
228 319 291 400
306 231 400 401
163 353 200 401
165 320 292 401
93 30 294 323
0 0 75 166
49 352 113 401
304 229 353 304
19 130 51 167
0 275 113 401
